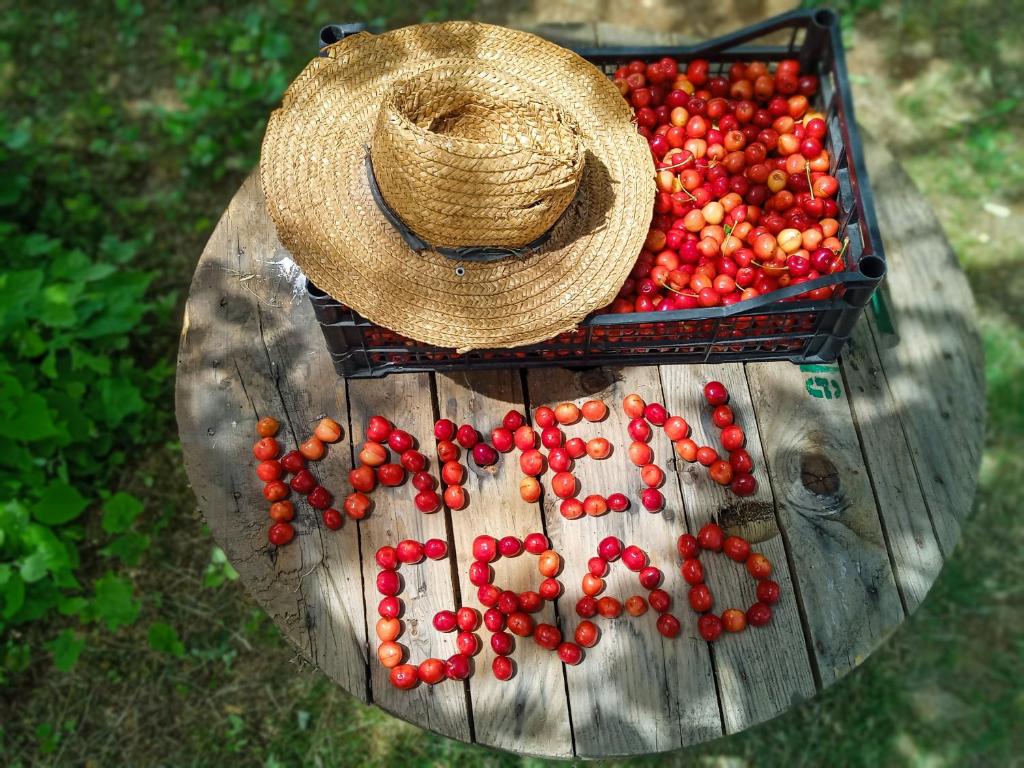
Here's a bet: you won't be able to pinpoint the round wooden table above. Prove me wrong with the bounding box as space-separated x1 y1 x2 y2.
175 24 984 760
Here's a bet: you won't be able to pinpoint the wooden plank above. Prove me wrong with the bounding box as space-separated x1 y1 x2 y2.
841 319 945 612
435 370 574 757
745 360 904 685
527 366 722 756
861 143 983 552
347 375 472 740
176 173 368 699
658 362 817 730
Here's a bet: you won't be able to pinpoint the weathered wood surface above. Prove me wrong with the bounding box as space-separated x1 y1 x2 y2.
527 366 721 756
176 24 984 759
659 362 817 732
435 370 574 757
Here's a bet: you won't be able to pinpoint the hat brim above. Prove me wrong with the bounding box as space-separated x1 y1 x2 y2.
260 22 654 352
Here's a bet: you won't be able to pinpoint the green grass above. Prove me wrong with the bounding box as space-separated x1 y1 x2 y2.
1 0 1022 766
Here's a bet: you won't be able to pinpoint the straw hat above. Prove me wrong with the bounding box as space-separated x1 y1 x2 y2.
260 21 654 352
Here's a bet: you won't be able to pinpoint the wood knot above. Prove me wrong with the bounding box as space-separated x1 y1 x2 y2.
719 500 777 543
800 452 839 496
576 366 615 395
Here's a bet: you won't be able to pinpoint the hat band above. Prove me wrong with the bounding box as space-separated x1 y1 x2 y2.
364 152 555 264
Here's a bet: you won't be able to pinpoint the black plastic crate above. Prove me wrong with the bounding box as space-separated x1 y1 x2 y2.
308 8 886 378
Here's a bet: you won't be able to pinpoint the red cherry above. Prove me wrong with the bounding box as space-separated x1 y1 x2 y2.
698 614 724 642
418 658 446 685
533 623 562 651
557 642 582 665
268 521 294 546
376 570 401 596
628 417 652 442
723 536 751 563
575 620 599 648
491 427 514 453
492 656 514 681
378 596 400 618
747 602 773 627
433 610 457 632
729 449 754 474
280 450 305 474
507 611 534 637
731 473 757 496
256 459 283 482
253 437 280 461
484 608 505 632
497 590 520 615
564 437 587 459
472 442 498 467
643 402 668 426
538 577 561 601
400 449 426 473
477 584 501 607
523 532 548 555
445 653 471 680
377 463 405 487
663 416 690 441
534 406 556 428
720 425 745 452
366 415 392 443
456 631 480 656
307 486 332 510
703 381 729 405
621 545 647 572
756 579 781 605
375 546 399 570
722 609 747 633
456 424 479 449
396 539 424 564
472 535 497 563
689 584 714 613
547 447 572 473
712 405 734 428
498 536 522 558
677 533 700 559
424 538 448 560
576 596 598 618
434 418 456 441
607 493 629 512
411 471 435 491
519 449 545 477
390 664 418 690
747 553 773 580
656 613 681 638
518 591 542 613
681 558 704 585
387 429 414 454
262 481 288 502
290 468 317 494
640 488 664 512
697 522 725 552
491 631 514 656
541 426 563 450
502 410 525 431
598 536 623 562
649 589 671 613
639 566 663 590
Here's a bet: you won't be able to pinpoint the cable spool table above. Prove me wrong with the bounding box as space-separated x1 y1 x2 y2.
175 23 984 760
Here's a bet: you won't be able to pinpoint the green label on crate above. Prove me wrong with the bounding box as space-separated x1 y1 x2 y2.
800 365 843 400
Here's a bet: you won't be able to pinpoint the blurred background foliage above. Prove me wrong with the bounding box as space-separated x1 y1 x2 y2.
0 0 1020 765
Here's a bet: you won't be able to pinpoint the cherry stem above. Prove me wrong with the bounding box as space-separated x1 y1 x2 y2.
836 237 850 263
658 280 698 298
679 186 697 201
805 161 815 201
658 155 695 173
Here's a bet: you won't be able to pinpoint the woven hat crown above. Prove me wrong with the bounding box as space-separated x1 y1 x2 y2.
369 64 586 249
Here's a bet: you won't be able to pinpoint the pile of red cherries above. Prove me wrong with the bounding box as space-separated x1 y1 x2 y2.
607 56 848 314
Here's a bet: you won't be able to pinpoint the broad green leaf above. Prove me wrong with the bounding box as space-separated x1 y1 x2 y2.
58 596 88 617
0 393 57 441
2 571 25 619
92 573 139 630
96 377 144 426
31 482 89 526
147 622 185 656
100 532 150 565
18 551 48 583
47 629 85 671
101 492 142 533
